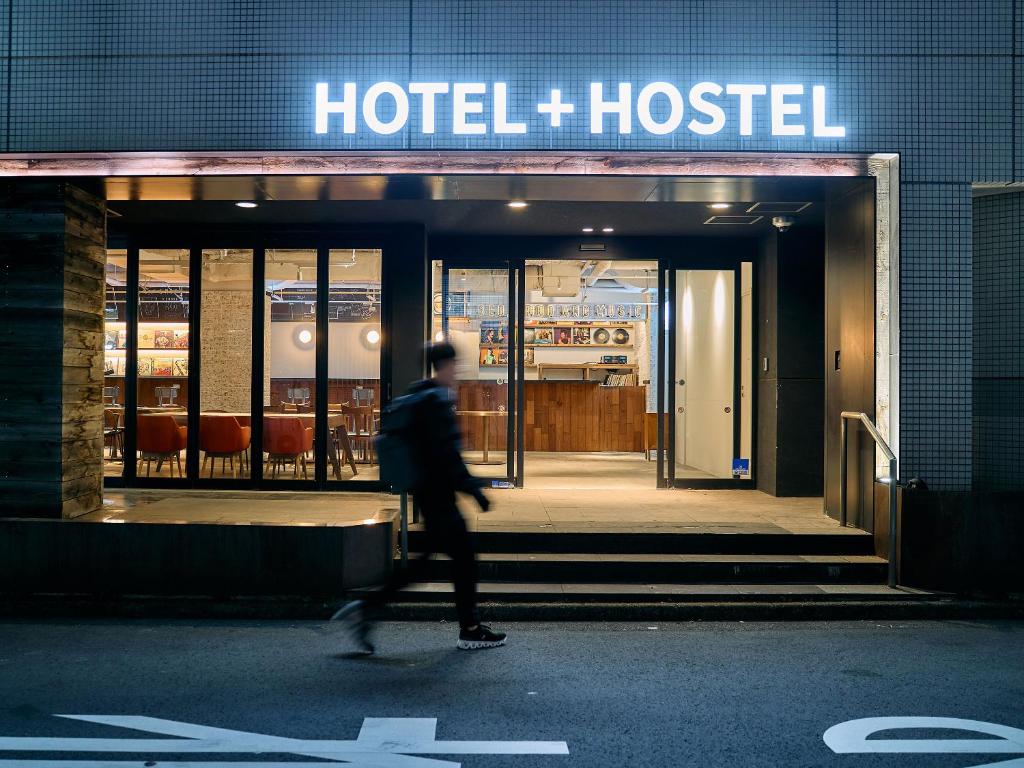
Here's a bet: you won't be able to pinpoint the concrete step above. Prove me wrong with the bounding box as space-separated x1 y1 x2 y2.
410 529 875 556
391 581 920 603
409 553 888 584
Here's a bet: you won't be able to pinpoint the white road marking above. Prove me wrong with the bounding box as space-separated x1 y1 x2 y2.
825 717 1024 768
0 715 569 767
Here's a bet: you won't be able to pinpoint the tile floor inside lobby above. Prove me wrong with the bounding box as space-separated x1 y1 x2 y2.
84 487 846 536
88 446 844 534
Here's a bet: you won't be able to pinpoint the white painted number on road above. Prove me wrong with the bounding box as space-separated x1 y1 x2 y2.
0 714 570 767
825 717 1024 768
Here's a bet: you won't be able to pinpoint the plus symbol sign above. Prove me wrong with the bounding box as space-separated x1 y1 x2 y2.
537 89 574 128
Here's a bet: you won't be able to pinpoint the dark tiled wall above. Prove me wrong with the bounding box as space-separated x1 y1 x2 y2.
6 0 1024 489
972 191 1024 491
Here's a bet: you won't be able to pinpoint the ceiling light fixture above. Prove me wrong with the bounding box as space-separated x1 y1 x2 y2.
507 200 528 209
708 203 732 210
235 201 258 209
582 227 594 233
602 227 615 233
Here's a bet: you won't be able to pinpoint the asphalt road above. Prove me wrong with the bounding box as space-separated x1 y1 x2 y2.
0 619 1022 767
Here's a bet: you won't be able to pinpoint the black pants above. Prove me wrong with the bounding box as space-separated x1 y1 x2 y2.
368 494 479 630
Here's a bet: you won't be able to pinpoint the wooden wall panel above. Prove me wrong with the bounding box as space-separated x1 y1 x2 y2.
456 381 646 452
0 180 106 518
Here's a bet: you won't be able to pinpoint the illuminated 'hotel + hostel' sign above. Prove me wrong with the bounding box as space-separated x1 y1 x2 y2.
314 81 846 139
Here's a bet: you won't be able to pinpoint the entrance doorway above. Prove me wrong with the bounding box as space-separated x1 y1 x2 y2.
431 253 754 490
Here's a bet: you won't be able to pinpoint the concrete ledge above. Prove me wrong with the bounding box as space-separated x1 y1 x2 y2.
0 513 395 597
0 594 1020 622
900 490 1024 595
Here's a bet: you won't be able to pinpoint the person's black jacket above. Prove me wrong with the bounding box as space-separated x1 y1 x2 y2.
407 378 482 503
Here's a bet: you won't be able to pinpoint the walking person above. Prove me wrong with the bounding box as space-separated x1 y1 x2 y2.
333 342 506 653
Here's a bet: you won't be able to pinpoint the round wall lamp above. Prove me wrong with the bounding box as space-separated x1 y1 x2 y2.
362 326 382 350
292 324 315 350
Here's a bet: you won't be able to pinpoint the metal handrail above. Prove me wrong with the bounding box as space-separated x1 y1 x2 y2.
840 411 898 587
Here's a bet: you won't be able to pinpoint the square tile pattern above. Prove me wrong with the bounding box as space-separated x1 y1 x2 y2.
8 0 1024 489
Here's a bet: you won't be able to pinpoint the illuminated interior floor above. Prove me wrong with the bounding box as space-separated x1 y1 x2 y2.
83 487 836 535
104 453 380 482
465 451 718 488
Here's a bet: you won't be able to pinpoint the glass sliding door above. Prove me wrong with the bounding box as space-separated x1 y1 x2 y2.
263 248 318 482
198 249 254 480
437 262 519 486
327 248 383 483
135 248 190 479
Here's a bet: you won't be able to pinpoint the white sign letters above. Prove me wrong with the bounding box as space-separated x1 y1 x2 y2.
314 80 846 139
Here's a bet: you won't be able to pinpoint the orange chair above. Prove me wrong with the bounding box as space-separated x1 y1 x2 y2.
263 417 314 479
137 414 187 477
199 415 252 478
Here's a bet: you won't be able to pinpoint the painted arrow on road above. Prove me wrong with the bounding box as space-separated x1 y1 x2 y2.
0 714 570 767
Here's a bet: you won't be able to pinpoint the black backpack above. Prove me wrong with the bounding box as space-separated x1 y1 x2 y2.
375 389 431 492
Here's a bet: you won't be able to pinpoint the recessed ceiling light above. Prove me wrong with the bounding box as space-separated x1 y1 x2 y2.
708 203 732 210
235 201 258 208
601 227 614 233
507 200 528 209
582 227 594 233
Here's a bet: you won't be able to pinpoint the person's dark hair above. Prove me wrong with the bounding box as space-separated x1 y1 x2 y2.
426 341 457 370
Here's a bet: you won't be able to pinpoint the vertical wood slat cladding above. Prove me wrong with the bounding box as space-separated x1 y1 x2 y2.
455 381 645 452
0 180 106 518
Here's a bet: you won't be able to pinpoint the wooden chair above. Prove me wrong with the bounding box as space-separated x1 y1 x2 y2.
103 408 124 460
341 404 377 464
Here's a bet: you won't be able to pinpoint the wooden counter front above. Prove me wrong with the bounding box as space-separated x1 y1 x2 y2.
457 380 646 452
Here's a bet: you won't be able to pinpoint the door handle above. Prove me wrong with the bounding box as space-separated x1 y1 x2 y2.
724 406 732 414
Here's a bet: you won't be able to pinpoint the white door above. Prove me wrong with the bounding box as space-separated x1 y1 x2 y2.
674 269 735 479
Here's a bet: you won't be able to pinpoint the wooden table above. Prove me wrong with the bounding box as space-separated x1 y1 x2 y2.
456 409 506 465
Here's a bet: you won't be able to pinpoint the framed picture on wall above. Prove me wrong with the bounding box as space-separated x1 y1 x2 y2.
524 349 535 367
153 330 175 349
534 328 553 345
554 327 572 345
137 358 153 376
172 358 189 376
479 347 500 366
172 329 190 348
137 329 156 349
152 359 173 377
572 327 592 345
479 321 507 346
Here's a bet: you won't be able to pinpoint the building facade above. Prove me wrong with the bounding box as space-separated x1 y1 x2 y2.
0 2 1022 592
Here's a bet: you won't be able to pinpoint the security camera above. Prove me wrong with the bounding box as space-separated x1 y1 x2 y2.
772 215 796 232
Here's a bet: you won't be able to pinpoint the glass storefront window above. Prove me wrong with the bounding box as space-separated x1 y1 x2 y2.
199 249 254 479
327 249 382 481
264 249 317 480
136 249 190 478
102 249 128 477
